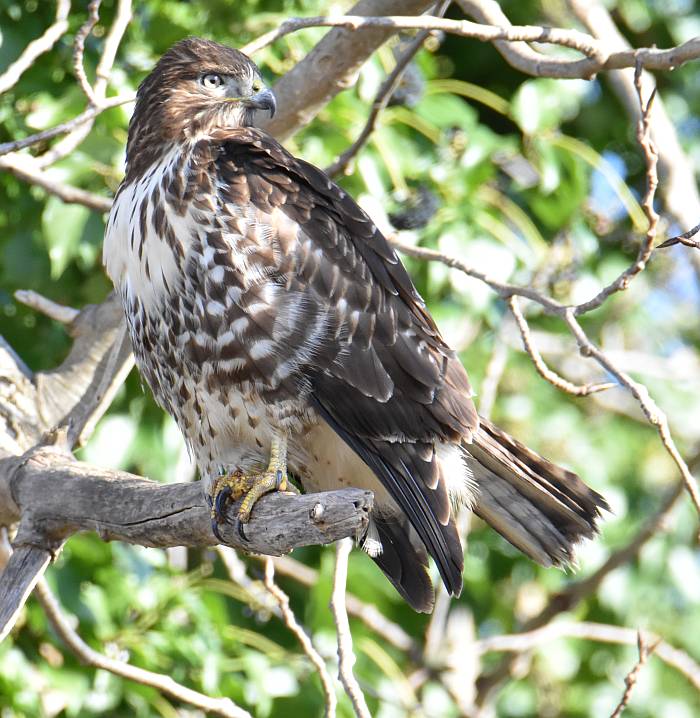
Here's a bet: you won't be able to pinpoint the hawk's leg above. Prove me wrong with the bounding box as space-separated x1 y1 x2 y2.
208 434 299 542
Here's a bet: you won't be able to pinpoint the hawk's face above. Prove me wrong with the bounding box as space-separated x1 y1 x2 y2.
126 38 275 171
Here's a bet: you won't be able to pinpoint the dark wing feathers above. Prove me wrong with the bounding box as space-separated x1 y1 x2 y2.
216 128 477 598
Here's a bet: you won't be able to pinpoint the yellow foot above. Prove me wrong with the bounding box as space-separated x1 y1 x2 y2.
208 435 299 542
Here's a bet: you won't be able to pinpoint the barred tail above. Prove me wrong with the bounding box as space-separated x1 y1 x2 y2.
465 417 609 567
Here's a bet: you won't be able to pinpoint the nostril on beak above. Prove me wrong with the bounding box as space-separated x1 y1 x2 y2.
251 88 276 118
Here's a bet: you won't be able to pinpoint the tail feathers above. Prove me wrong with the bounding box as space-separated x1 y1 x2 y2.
366 516 436 613
467 417 609 567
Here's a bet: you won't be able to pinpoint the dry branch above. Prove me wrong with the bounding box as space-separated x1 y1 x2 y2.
0 444 372 641
325 0 451 177
331 538 371 718
264 558 338 717
33 577 251 718
255 0 434 141
475 621 699 694
0 0 71 95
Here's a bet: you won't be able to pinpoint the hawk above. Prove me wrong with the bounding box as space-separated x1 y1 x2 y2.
104 38 607 612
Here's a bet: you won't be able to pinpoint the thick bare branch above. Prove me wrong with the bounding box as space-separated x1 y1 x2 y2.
2 446 371 553
0 535 51 643
331 538 371 718
0 0 71 95
0 444 372 641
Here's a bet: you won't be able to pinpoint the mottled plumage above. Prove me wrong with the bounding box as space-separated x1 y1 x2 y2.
104 38 608 612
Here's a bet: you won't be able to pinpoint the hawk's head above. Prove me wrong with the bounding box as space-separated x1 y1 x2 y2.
126 38 275 171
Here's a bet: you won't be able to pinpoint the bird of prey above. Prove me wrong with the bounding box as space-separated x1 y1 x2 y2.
104 38 607 612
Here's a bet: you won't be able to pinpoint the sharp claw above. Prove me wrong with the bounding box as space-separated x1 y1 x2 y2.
235 517 248 542
214 486 232 522
275 469 283 489
211 518 224 543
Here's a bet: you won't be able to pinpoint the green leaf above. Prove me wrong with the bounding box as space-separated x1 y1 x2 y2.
41 196 91 279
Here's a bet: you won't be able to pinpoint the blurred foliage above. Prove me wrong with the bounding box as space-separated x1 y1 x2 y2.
1 0 700 716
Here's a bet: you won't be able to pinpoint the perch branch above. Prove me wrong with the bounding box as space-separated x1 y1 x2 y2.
331 538 371 718
264 558 338 717
0 444 372 641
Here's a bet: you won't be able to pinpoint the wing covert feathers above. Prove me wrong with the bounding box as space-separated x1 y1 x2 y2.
213 127 607 609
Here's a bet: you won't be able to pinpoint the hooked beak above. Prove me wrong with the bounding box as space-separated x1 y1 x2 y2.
246 88 276 117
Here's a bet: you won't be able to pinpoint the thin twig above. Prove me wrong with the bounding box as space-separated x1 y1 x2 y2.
72 0 101 105
14 291 80 325
263 558 338 718
573 59 658 316
325 1 452 177
242 14 607 69
0 95 134 158
475 476 687 704
478 315 509 419
35 0 133 169
0 154 112 212
258 555 417 654
475 622 694 692
0 0 71 95
609 631 659 718
563 309 700 518
330 539 371 718
33 578 251 718
508 296 615 396
657 221 700 249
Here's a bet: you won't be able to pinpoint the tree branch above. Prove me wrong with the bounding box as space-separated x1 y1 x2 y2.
331 538 371 718
0 0 71 95
0 444 372 641
325 0 451 178
264 558 338 717
254 0 434 141
33 576 252 718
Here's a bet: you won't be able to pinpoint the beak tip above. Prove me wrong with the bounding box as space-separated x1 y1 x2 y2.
252 88 276 118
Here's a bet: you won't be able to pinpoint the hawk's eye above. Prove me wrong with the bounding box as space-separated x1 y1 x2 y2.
201 73 223 90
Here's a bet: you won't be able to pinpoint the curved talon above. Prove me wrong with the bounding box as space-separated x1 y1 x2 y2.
234 517 248 542
214 485 232 523
211 518 224 542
